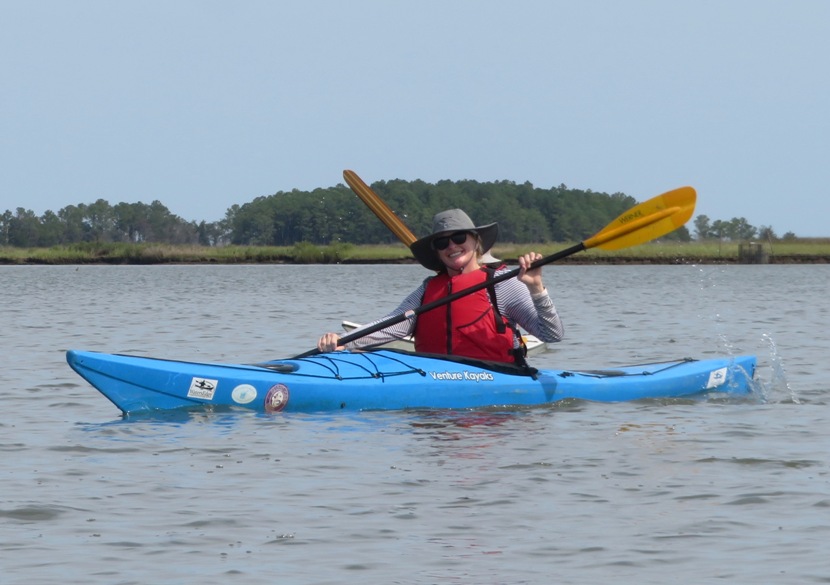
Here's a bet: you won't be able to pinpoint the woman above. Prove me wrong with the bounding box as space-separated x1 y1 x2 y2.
317 209 564 364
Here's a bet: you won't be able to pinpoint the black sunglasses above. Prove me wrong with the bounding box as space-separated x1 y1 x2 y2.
432 231 472 251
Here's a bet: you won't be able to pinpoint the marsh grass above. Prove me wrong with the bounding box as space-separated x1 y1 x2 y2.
493 239 830 263
2 239 828 265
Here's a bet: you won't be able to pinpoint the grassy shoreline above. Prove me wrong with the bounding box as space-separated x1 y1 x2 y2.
2 240 829 265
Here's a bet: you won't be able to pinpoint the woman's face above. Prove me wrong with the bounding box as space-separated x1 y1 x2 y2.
435 231 479 274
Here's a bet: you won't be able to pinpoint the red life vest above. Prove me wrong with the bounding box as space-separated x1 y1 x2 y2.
414 267 519 363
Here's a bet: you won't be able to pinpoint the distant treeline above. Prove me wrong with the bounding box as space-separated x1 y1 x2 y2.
0 179 789 248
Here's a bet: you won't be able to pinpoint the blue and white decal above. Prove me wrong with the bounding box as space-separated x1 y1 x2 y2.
706 367 728 389
231 384 257 404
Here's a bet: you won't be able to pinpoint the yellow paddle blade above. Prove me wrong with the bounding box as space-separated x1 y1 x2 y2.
584 186 696 251
343 170 417 247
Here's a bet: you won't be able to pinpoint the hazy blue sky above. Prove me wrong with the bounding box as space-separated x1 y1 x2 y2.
3 1 828 236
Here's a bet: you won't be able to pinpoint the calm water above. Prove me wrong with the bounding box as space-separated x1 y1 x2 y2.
2 264 829 584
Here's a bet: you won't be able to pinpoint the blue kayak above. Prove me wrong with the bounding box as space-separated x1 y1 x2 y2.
66 349 757 415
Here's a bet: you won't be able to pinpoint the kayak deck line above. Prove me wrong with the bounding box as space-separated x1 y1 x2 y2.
258 349 541 382
557 357 697 379
292 350 431 381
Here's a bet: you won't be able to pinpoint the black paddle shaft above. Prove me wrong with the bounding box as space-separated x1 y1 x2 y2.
295 242 584 358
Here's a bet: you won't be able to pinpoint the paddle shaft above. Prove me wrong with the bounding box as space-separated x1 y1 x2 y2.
332 241 584 347
294 242 583 359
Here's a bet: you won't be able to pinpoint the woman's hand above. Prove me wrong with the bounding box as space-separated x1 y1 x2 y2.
317 332 343 353
517 252 545 295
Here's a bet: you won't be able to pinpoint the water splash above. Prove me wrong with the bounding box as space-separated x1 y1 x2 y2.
761 333 799 404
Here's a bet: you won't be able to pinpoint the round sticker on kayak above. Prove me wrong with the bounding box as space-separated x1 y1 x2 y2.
265 383 290 413
231 384 257 405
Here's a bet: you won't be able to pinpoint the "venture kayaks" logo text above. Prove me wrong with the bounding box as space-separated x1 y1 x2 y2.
428 371 495 382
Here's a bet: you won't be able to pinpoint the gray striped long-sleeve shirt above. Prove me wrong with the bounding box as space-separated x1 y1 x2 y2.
346 267 565 350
